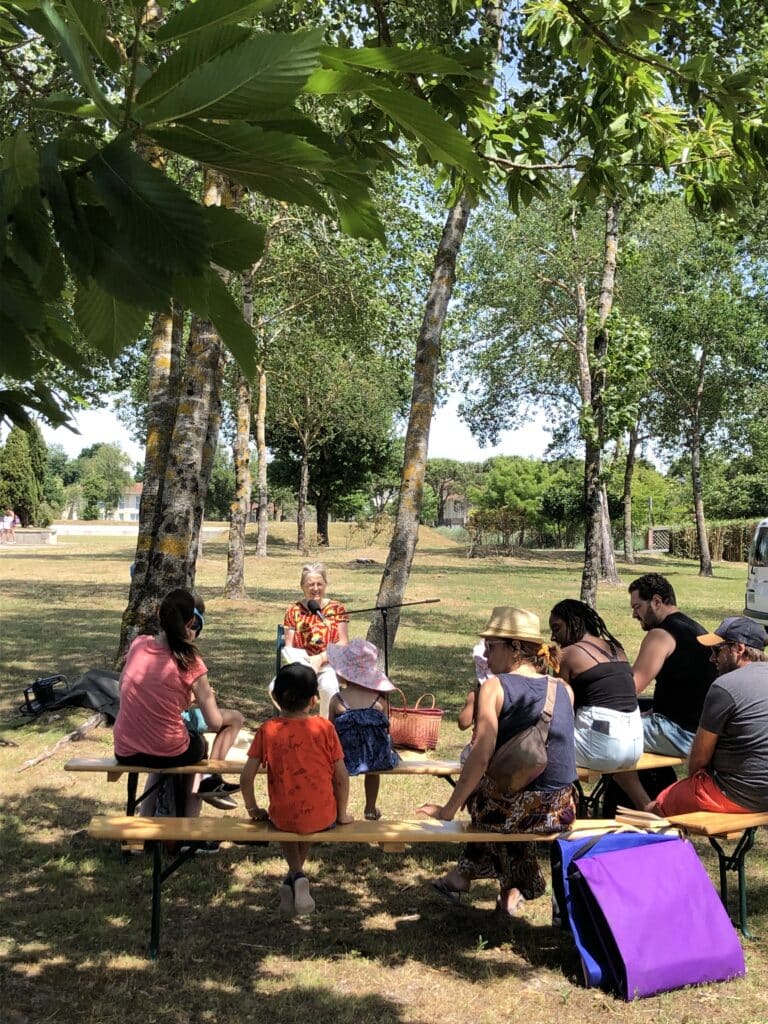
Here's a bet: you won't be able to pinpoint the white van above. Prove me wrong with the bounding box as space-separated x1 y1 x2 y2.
745 518 768 621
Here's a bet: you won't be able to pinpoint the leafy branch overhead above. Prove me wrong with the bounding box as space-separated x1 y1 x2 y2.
0 0 489 424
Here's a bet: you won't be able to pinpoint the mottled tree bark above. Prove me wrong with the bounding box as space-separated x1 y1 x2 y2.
224 270 254 598
580 199 619 607
367 196 472 652
691 351 713 577
364 1 503 658
600 480 620 584
255 367 269 557
117 304 182 658
116 173 226 663
297 451 309 554
622 424 639 563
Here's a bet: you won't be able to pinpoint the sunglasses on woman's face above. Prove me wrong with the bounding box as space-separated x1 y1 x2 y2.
192 609 204 637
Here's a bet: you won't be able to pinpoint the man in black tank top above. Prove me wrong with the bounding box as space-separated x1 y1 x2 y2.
628 572 716 756
612 573 717 810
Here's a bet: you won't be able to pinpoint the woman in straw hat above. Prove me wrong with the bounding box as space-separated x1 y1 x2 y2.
419 607 576 915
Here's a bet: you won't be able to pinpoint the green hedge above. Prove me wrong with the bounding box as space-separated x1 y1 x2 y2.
669 519 760 562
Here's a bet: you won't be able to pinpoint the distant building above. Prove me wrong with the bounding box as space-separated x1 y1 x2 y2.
115 482 142 522
440 493 468 528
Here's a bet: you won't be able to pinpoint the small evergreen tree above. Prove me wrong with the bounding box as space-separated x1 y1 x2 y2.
0 427 39 525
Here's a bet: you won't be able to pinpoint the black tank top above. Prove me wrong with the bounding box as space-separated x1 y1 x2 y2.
569 641 638 712
654 612 717 732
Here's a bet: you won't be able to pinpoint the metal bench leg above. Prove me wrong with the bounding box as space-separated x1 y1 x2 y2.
148 841 200 960
707 828 757 939
126 772 138 815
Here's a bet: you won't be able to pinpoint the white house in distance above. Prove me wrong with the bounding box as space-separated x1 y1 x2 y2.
440 493 468 528
115 482 142 522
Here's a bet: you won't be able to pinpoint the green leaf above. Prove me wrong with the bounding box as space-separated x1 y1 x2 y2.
73 279 148 357
304 66 373 95
90 141 208 276
65 0 120 72
9 187 52 285
201 267 255 378
0 260 43 330
0 131 39 207
330 188 385 242
37 312 87 370
137 30 322 124
147 122 333 212
32 92 102 118
40 0 117 122
319 45 467 76
365 83 484 180
136 23 251 108
203 206 265 270
0 316 38 377
156 0 275 42
84 207 173 309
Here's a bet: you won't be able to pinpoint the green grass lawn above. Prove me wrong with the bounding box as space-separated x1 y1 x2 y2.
1 526 765 1024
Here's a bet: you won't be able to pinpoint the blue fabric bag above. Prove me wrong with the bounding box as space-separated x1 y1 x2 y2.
550 830 678 988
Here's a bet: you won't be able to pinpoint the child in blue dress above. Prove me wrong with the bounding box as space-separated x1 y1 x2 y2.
327 638 399 821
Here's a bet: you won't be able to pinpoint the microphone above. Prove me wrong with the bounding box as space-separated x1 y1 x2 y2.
307 599 328 625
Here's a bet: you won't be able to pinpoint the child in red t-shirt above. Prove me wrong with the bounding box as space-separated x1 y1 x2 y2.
241 663 352 916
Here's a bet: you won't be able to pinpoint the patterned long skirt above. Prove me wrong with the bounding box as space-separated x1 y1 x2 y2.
456 778 576 899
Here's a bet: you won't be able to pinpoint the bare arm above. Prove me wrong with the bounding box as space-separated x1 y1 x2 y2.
632 629 676 694
333 759 352 824
336 619 350 644
241 757 268 820
328 694 341 723
457 689 476 731
419 676 502 820
191 673 223 732
687 727 718 775
284 627 296 648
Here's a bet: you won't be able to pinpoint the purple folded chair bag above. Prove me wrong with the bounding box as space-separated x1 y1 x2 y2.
567 837 745 999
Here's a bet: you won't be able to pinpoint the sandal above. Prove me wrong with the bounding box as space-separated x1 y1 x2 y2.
364 808 382 821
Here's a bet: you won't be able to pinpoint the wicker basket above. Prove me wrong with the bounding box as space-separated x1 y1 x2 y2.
388 688 444 752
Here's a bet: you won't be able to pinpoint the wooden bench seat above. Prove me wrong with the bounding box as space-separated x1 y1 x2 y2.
87 813 618 959
66 753 463 816
663 810 768 937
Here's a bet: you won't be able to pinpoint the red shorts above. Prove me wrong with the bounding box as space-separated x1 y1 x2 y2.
656 768 752 816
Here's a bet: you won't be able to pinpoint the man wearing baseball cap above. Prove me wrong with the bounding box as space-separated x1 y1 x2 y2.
652 616 768 816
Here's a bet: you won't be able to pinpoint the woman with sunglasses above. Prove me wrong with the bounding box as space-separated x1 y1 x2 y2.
114 588 243 814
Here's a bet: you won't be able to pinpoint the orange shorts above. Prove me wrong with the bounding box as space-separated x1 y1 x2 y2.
656 768 752 816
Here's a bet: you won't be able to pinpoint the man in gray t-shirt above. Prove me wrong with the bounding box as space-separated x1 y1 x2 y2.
655 616 768 816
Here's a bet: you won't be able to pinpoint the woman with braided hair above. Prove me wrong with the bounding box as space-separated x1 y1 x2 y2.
549 598 642 772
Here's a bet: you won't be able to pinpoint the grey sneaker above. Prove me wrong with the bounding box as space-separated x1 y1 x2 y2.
279 882 295 916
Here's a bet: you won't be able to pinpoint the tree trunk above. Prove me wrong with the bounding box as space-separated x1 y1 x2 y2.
316 493 330 546
117 303 182 659
580 199 619 607
622 424 639 563
297 451 309 553
367 196 472 652
366 0 503 656
224 270 255 598
255 367 269 557
691 351 713 577
599 481 620 584
116 172 227 663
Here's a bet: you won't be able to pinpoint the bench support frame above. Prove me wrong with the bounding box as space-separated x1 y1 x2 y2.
707 827 757 938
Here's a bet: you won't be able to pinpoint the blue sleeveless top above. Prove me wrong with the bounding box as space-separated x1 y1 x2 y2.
496 673 576 791
333 695 400 776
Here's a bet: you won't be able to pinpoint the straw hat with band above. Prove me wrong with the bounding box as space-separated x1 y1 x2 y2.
480 607 544 644
327 638 394 692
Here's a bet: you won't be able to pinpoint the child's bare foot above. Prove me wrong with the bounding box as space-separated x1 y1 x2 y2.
364 807 382 821
337 812 354 825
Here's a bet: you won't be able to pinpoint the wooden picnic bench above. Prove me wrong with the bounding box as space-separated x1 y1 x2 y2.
664 809 768 937
87 813 619 959
65 753 463 815
574 752 686 816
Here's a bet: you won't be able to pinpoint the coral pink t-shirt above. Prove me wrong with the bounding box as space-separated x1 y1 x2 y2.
248 716 343 833
114 635 207 758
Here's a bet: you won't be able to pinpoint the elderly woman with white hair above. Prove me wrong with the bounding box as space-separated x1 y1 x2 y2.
281 562 350 717
419 607 577 916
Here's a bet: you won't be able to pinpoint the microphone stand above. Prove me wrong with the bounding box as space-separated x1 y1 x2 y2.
346 598 440 676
